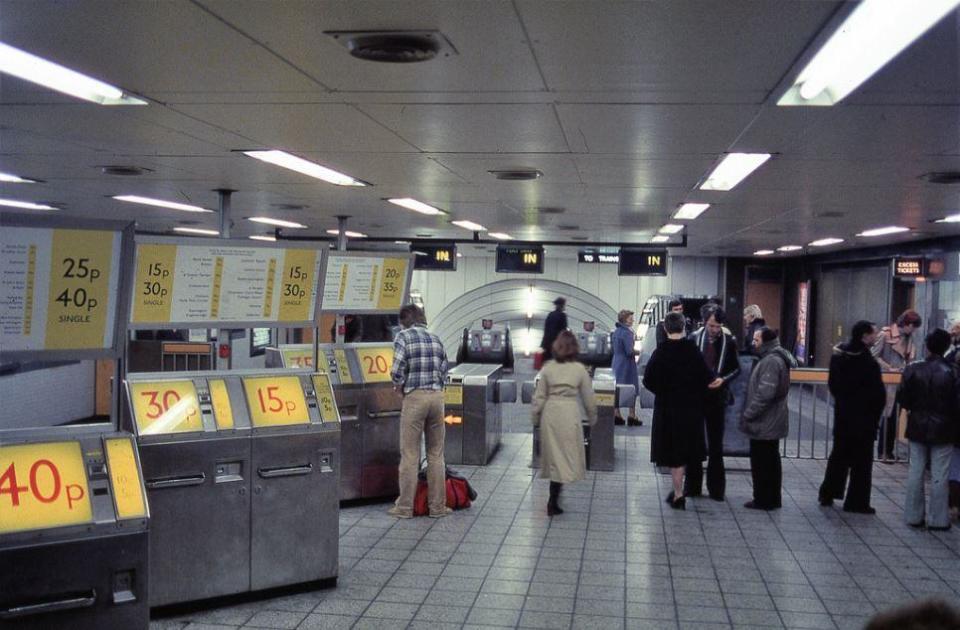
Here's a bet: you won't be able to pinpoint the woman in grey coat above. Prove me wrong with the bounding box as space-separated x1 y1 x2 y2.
739 328 797 510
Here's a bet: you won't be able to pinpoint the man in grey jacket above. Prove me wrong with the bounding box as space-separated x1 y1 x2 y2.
739 327 797 510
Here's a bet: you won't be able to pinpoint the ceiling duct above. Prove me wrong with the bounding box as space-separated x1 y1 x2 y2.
489 169 543 181
920 171 960 185
325 30 456 63
100 165 152 176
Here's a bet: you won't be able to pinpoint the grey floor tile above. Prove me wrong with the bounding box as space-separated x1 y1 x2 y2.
524 595 575 614
362 602 420 621
183 624 239 630
475 592 526 610
573 614 626 630
414 604 471 623
312 598 370 617
727 607 784 627
777 611 837 629
466 606 523 627
295 614 357 630
518 610 573 629
242 610 308 629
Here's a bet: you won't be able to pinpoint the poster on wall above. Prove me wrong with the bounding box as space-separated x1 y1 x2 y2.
795 281 810 365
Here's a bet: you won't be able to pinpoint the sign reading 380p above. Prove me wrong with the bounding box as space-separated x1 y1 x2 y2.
0 227 123 352
323 254 409 312
131 239 325 327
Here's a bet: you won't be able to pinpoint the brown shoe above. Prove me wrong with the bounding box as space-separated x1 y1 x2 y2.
387 506 413 519
429 507 453 518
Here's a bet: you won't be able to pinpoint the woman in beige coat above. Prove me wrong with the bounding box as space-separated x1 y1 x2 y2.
532 330 598 515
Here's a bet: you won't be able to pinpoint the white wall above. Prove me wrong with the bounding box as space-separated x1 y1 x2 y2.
1 362 96 429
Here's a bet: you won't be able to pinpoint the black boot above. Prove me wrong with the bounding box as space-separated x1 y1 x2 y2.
547 481 564 516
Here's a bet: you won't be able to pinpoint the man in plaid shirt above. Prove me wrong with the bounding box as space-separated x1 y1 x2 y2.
388 304 450 518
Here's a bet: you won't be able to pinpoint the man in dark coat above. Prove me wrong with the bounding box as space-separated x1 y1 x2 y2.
540 297 568 361
685 306 740 501
818 321 887 513
656 298 691 347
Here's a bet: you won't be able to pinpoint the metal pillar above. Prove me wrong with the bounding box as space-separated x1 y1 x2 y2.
216 189 234 368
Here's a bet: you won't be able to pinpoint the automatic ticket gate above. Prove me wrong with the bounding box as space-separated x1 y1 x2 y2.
576 330 613 370
317 342 402 501
123 368 340 606
0 432 149 630
456 323 515 371
521 376 635 471
442 364 517 465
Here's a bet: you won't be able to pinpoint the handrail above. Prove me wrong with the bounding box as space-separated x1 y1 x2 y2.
790 368 901 385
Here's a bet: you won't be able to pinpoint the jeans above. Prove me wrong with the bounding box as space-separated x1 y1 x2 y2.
685 397 726 499
819 435 875 509
749 439 782 508
905 441 953 528
394 389 446 515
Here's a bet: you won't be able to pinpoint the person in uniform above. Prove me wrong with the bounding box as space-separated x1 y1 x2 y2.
539 297 568 361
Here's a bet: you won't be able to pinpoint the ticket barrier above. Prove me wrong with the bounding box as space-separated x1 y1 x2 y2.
521 377 635 471
123 369 340 606
456 325 514 371
317 343 402 501
0 432 149 630
576 331 613 370
442 364 517 465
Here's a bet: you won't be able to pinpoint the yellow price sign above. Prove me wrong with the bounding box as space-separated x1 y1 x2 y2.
312 373 341 423
132 243 177 323
444 385 463 406
282 348 313 368
376 258 407 310
595 392 615 407
243 376 310 427
208 379 234 430
104 437 146 520
278 249 318 321
356 346 394 384
334 349 353 384
129 380 203 435
0 441 93 534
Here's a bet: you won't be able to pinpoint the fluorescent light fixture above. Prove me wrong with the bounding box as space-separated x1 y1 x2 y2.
456 252 463 258
0 42 146 105
777 245 803 252
778 0 960 106
325 229 367 238
488 232 512 240
700 153 771 191
249 235 276 242
935 213 960 223
387 198 446 216
173 227 218 236
0 171 36 183
248 216 307 229
243 150 366 186
858 226 910 237
658 224 684 234
0 198 55 210
673 203 710 220
651 235 671 243
451 220 486 232
113 195 211 213
754 250 776 256
809 237 845 247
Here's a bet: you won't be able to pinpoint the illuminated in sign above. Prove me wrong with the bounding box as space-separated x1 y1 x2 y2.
496 245 544 274
618 248 668 276
412 243 457 271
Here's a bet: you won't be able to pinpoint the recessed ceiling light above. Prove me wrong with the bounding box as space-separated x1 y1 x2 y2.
173 227 219 236
778 0 960 106
0 41 147 105
777 245 803 252
0 198 55 210
488 232 512 240
113 195 212 213
658 224 684 234
326 229 367 238
387 198 446 215
451 220 486 232
673 203 710 220
808 237 845 247
0 171 36 183
700 153 771 191
249 235 277 242
651 235 670 243
243 150 367 187
858 226 910 237
935 214 960 223
248 216 307 229
754 250 776 256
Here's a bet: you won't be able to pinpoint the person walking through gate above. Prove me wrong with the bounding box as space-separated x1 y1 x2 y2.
818 321 887 513
873 309 921 460
740 327 796 510
643 312 713 510
531 330 597 516
539 297 568 362
612 309 642 426
686 306 740 501
388 304 450 519
899 329 960 531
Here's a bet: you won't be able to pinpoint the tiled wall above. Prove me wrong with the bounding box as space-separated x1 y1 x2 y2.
1 361 95 429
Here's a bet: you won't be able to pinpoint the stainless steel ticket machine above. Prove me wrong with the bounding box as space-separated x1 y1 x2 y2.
123 368 340 606
443 364 517 465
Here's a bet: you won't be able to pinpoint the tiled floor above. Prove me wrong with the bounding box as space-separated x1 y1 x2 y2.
152 411 960 630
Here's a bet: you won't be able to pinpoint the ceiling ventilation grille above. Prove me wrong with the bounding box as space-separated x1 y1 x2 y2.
325 30 456 63
489 169 543 181
921 171 960 184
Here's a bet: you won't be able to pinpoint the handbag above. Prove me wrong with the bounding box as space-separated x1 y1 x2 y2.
413 461 478 516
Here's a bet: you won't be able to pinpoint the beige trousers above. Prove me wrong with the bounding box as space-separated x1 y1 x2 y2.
394 389 446 515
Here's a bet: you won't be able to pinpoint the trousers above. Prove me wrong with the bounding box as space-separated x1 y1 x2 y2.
394 389 446 516
905 441 953 528
819 434 875 509
749 439 782 508
685 397 726 499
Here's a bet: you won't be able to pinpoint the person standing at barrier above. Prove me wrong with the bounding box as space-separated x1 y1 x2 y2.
540 297 568 362
656 299 690 347
899 329 960 530
873 310 922 461
740 327 796 510
612 309 642 426
531 330 597 516
644 312 713 510
818 321 887 513
686 306 740 501
741 305 766 355
388 304 450 519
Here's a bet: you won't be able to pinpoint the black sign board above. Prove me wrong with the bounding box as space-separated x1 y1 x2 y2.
894 257 925 277
412 242 457 271
618 248 668 276
496 245 544 274
578 250 620 264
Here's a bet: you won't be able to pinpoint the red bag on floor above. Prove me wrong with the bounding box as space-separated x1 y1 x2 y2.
412 465 477 516
533 350 545 370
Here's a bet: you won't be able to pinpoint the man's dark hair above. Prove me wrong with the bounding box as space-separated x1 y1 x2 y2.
851 320 876 344
925 328 951 356
668 298 682 310
865 598 960 630
705 306 726 325
758 327 779 344
898 309 922 327
399 304 426 328
554 297 566 309
664 312 686 334
552 330 579 362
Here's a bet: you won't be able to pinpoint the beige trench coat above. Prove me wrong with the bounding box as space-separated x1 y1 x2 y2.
531 360 598 483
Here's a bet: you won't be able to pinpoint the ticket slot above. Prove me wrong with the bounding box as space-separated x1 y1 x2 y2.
0 591 97 619
145 473 205 490
258 464 312 478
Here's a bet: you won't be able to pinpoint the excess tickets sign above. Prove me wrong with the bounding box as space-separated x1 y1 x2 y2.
322 253 411 312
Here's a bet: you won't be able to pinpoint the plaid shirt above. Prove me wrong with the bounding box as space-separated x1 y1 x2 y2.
391 324 449 394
